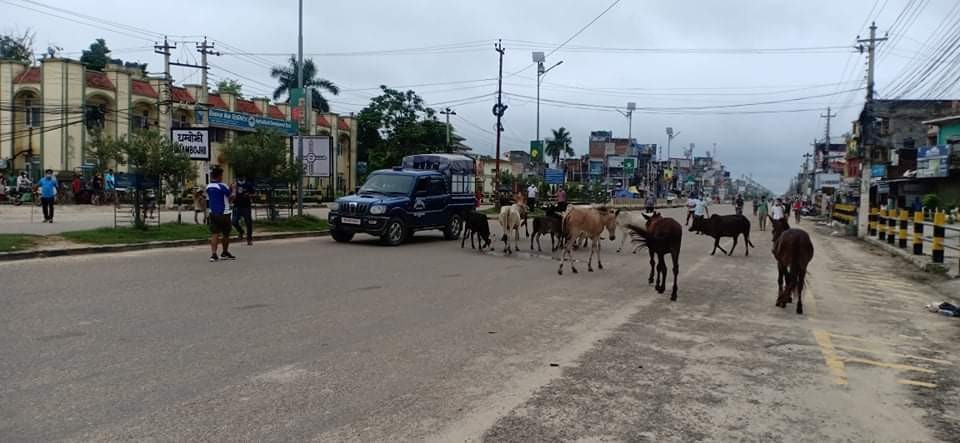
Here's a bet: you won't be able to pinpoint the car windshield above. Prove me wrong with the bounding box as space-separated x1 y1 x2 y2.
359 174 414 195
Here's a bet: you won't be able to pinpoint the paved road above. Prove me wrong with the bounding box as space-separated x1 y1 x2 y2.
1 206 958 441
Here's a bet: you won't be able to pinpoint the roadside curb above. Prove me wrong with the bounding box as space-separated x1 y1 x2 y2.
862 236 959 279
0 230 329 262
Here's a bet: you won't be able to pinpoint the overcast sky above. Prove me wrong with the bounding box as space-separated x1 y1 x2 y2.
6 0 953 193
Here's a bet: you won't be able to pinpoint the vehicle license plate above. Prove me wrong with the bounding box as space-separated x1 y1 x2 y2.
342 217 361 225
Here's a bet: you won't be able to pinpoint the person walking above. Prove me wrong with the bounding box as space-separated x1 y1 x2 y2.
734 193 745 215
644 192 657 213
232 176 255 245
752 198 759 216
71 175 82 204
685 194 698 226
757 197 769 231
104 169 116 204
771 198 786 221
793 199 802 224
15 171 31 206
91 173 103 205
206 167 236 262
693 194 710 228
526 183 538 210
38 169 58 223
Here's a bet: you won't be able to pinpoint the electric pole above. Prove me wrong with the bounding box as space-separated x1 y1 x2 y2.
296 0 305 215
493 40 507 196
154 37 176 135
197 37 219 184
820 106 836 171
440 107 456 153
856 22 886 238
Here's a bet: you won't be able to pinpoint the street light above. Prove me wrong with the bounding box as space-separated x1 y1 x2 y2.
533 51 563 142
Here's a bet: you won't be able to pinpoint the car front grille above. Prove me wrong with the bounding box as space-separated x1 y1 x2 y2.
342 202 369 216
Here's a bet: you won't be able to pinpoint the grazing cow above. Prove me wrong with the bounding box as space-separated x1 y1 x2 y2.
558 206 619 274
689 214 754 256
462 210 492 251
772 226 814 314
615 210 650 254
627 212 683 301
498 194 526 254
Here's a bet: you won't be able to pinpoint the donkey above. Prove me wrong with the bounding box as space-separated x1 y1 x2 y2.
770 217 813 314
530 207 563 252
498 194 526 254
557 206 619 274
627 212 683 301
462 210 492 251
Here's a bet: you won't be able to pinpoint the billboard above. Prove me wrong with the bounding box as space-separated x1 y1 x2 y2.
171 128 210 161
295 136 331 177
815 173 842 189
588 159 604 176
544 168 564 185
917 145 950 178
529 140 544 164
199 108 296 135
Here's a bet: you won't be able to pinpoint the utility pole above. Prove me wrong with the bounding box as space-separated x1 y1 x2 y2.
440 107 456 153
296 0 305 216
493 40 507 195
197 37 219 184
856 22 886 238
820 106 836 171
154 37 176 136
802 151 813 197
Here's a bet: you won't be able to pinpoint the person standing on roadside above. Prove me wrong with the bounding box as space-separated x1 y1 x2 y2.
793 199 803 223
757 197 770 231
71 175 82 204
693 194 710 222
104 169 116 204
91 173 103 205
38 169 58 223
206 167 235 262
15 171 31 206
771 198 786 221
644 192 657 214
526 183 538 210
232 176 255 245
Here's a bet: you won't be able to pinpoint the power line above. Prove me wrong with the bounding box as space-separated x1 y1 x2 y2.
1 0 158 42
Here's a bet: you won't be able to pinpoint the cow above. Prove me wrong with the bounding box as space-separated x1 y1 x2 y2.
690 214 754 256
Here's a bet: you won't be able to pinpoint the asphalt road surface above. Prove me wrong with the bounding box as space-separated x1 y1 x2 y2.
2 206 958 441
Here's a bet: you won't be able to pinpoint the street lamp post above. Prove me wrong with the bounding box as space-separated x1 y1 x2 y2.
532 51 562 143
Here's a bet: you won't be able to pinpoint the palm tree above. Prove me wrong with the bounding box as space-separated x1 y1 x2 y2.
544 127 574 166
270 56 340 112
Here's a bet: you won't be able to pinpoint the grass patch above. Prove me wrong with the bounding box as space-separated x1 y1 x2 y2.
258 215 328 232
61 223 210 245
0 234 39 253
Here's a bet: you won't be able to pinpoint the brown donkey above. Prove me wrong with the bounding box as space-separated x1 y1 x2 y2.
771 223 814 315
627 212 683 301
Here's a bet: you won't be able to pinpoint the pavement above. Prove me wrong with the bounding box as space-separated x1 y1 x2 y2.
1 205 958 441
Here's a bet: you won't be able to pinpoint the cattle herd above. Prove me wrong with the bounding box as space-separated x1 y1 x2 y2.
461 194 815 315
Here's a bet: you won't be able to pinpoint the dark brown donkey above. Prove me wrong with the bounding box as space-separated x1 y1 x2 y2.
770 217 814 314
626 212 683 301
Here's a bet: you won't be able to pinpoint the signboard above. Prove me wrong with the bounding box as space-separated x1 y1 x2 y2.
171 129 210 161
544 168 564 185
871 164 887 177
295 136 331 177
289 87 308 129
529 140 544 164
917 145 950 178
588 159 604 176
199 108 296 135
815 173 841 189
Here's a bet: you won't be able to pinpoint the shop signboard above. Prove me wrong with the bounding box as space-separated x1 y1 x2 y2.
917 145 950 178
198 108 296 135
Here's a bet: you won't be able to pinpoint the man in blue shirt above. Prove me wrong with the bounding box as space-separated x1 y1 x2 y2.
104 169 116 204
38 169 58 223
206 167 236 262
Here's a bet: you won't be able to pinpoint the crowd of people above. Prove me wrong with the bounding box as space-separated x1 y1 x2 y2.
678 191 807 233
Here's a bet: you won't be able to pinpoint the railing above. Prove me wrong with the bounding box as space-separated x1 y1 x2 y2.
832 203 857 225
870 207 959 273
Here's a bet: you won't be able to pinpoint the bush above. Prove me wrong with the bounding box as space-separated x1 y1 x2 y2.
922 193 942 210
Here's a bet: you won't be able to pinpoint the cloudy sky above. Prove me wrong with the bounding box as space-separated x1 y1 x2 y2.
6 0 953 192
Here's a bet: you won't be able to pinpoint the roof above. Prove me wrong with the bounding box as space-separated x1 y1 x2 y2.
268 105 285 119
170 86 195 104
316 115 331 127
13 67 41 84
371 169 443 177
922 115 960 126
338 119 351 131
86 71 115 90
131 80 158 98
208 94 227 109
236 99 260 115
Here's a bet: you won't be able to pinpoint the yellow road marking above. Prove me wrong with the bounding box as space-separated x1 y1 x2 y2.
842 357 936 374
827 333 943 354
813 330 848 385
897 379 937 388
805 285 818 318
833 344 952 366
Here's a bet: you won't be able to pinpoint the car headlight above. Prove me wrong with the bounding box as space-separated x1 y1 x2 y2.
369 204 386 215
329 202 339 211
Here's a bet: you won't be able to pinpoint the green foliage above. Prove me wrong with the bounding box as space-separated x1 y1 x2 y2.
223 129 300 184
80 38 111 71
84 128 123 175
922 193 942 210
545 127 574 166
0 234 38 252
216 79 243 97
358 86 457 172
270 56 339 112
0 29 34 62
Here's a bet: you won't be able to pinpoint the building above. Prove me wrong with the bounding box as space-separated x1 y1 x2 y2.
0 58 358 192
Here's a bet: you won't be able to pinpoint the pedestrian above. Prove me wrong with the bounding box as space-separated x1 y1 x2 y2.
693 194 710 230
771 198 786 221
92 173 103 205
793 199 802 223
735 193 745 215
71 175 82 204
15 171 31 206
757 197 770 231
685 194 698 226
38 169 58 223
526 183 538 210
206 167 235 262
104 169 116 204
554 186 567 212
752 198 759 216
0 175 7 203
232 175 255 245
644 192 657 213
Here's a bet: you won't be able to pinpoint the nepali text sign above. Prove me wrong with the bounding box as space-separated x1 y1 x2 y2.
296 136 331 177
202 108 296 135
171 129 210 161
917 145 950 178
544 168 564 185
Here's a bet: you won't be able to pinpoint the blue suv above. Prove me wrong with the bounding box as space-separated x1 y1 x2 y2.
328 154 477 246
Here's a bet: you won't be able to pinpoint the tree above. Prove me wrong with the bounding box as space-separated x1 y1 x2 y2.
84 128 123 174
270 56 339 112
545 127 574 166
81 38 111 71
217 79 243 97
223 129 301 220
0 29 34 62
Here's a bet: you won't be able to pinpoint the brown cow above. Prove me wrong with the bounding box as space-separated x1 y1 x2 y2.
557 206 618 274
627 212 683 301
772 226 814 314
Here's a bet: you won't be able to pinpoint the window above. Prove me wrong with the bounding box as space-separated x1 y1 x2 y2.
211 128 227 143
132 110 150 130
428 177 447 196
84 104 106 130
415 177 430 194
24 99 41 128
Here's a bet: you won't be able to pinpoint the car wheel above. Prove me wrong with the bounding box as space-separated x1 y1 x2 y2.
444 213 464 240
381 217 406 246
331 228 354 243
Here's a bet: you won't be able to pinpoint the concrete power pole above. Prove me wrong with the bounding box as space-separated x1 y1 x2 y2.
493 41 507 195
820 106 836 171
154 37 175 136
856 22 886 238
296 0 305 216
197 37 219 184
440 108 456 153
